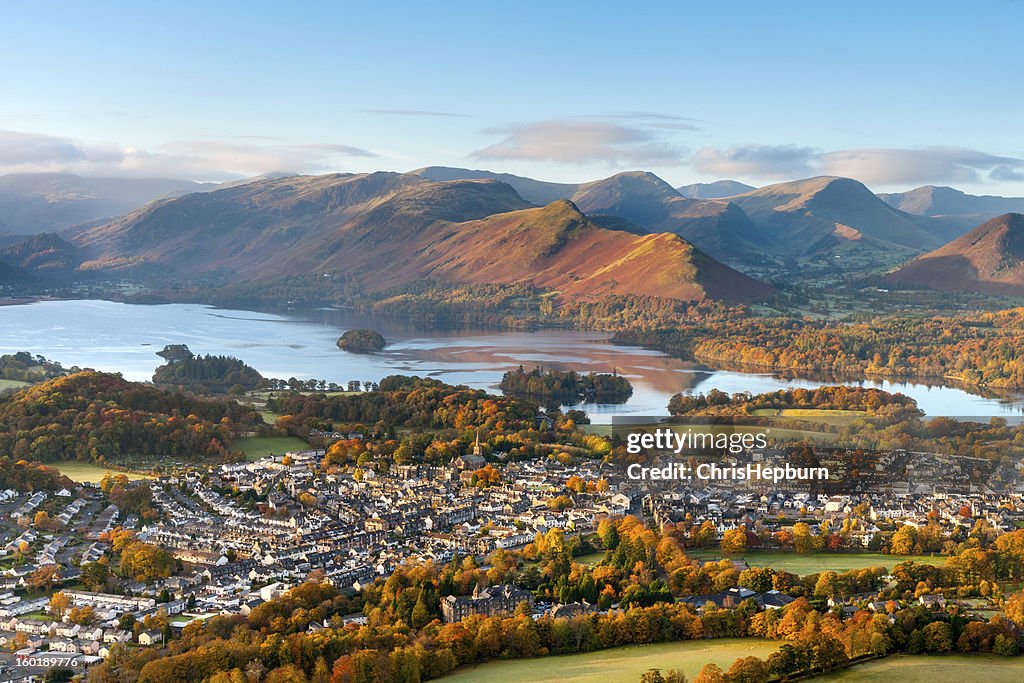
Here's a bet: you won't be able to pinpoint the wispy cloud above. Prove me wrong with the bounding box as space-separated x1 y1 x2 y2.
693 143 1024 187
819 147 1024 186
0 130 376 180
585 111 701 131
359 109 471 118
473 118 687 165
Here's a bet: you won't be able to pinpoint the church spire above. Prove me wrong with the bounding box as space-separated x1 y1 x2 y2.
473 429 481 456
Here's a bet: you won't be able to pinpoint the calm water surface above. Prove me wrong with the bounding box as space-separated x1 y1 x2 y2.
1 299 1022 423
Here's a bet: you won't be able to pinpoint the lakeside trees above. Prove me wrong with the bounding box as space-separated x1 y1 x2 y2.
668 386 919 417
0 351 70 384
153 352 263 394
499 366 633 405
267 375 540 434
615 308 1024 390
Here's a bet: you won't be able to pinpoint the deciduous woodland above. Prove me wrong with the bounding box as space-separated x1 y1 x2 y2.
667 386 919 417
152 353 264 394
83 515 1024 683
614 307 1024 390
0 372 260 463
267 375 540 434
499 366 633 405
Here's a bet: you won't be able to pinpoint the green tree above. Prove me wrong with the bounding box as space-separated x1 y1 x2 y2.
923 621 954 653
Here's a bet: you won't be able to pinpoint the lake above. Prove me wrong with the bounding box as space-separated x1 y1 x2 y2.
1 299 1023 423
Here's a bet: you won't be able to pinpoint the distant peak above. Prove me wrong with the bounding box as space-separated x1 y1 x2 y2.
537 198 587 219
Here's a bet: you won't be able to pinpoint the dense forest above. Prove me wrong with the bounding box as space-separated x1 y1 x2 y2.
267 375 540 434
0 372 261 463
614 308 1024 390
499 366 633 405
152 353 264 394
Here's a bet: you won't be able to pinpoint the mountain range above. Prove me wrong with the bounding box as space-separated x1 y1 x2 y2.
413 168 971 261
885 213 1024 296
879 186 1024 240
414 167 762 259
2 165 1024 304
0 173 218 235
676 180 755 199
723 176 950 259
67 172 771 304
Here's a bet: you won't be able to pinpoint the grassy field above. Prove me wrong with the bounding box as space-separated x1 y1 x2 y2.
44 460 151 483
440 638 780 683
573 551 606 566
824 654 1024 681
234 435 311 460
751 408 868 426
0 378 30 391
687 549 947 574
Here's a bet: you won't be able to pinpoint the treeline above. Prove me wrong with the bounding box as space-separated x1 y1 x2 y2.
659 386 1024 465
0 456 74 491
830 414 1024 464
153 354 263 394
0 351 70 383
87 573 1024 683
614 308 1024 390
366 281 543 327
555 295 743 330
267 375 540 434
499 366 633 405
0 372 261 463
192 274 546 328
667 385 919 416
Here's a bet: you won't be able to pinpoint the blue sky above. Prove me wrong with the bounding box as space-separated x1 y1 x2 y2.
2 0 1022 193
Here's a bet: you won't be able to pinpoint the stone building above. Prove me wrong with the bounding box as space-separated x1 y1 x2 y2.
441 584 533 622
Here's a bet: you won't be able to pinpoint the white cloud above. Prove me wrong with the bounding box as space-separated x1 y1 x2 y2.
692 144 816 179
819 147 1024 185
0 130 376 181
473 119 686 165
692 143 1024 187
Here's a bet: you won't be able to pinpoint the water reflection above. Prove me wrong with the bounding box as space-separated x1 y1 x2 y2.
1 300 1023 424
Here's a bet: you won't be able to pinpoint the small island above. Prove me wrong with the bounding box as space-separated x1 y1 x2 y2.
337 328 387 353
153 344 263 394
499 365 633 405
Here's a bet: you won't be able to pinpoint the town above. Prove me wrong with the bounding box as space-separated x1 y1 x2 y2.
4 427 1024 681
